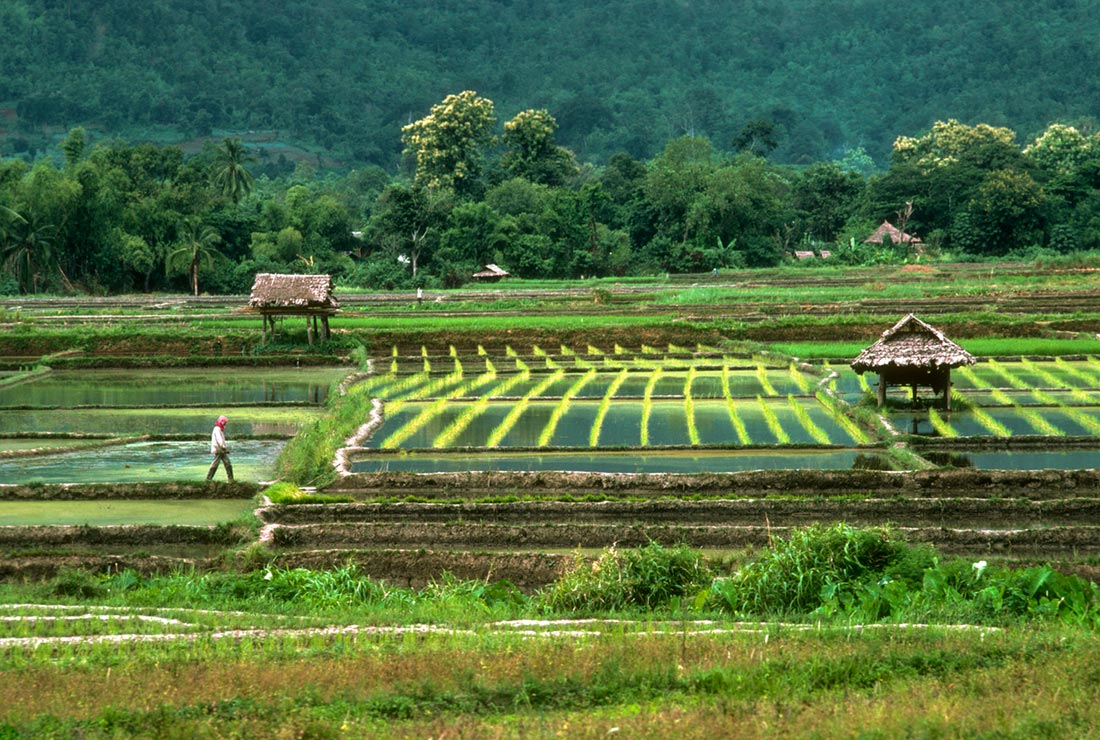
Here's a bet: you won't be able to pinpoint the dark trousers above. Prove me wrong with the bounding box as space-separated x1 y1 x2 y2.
207 452 234 481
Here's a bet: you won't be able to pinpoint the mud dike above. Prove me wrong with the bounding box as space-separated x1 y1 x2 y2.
5 468 1100 588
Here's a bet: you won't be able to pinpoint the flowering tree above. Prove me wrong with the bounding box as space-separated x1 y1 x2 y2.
401 91 496 195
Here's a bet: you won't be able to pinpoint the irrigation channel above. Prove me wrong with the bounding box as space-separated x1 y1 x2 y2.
4 347 1100 588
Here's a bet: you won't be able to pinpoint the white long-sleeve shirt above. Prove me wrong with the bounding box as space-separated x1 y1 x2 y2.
211 425 228 455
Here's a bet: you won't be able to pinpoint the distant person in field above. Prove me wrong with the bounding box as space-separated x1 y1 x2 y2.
206 415 233 482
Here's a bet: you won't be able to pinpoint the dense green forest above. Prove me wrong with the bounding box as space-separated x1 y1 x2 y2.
4 101 1100 295
2 0 1099 168
5 1 1100 295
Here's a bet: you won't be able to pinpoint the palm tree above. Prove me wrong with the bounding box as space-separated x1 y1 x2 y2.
1 207 57 294
166 218 222 296
211 138 256 204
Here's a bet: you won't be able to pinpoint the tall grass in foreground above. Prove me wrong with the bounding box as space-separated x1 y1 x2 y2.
5 625 1100 739
23 525 1100 627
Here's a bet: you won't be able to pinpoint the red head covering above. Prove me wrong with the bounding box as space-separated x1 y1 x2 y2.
216 416 228 428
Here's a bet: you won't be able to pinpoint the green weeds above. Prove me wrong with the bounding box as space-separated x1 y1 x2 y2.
539 542 712 613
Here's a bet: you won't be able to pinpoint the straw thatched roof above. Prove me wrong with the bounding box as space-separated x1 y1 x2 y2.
864 220 922 245
850 314 975 374
247 274 339 312
472 264 510 280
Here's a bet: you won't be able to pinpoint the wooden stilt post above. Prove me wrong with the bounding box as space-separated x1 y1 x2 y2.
877 376 886 406
307 316 314 346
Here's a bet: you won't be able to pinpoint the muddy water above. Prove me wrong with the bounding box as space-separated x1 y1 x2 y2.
0 407 321 435
0 367 350 407
938 448 1100 470
349 448 871 474
0 439 284 484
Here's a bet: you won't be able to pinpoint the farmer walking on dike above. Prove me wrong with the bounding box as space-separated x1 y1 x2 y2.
207 415 233 482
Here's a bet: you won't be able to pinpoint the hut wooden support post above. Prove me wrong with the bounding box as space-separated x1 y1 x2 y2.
851 314 975 414
247 273 340 348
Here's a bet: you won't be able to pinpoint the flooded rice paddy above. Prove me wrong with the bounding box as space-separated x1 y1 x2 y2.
349 448 871 474
0 407 321 436
0 367 343 484
4 354 1100 483
0 367 349 407
0 439 285 484
347 352 1100 474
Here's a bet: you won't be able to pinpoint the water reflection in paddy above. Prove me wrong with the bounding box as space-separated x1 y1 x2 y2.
0 439 285 484
350 448 871 474
925 448 1100 471
0 367 351 407
371 398 860 449
0 407 321 435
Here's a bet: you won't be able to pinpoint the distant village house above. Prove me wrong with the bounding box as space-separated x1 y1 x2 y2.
864 221 922 247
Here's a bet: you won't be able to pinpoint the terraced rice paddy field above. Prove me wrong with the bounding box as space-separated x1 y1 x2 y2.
8 268 1100 737
0 367 347 485
3 350 1100 586
4 265 1100 587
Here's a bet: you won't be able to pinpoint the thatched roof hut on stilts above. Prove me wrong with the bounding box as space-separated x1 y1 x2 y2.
247 273 339 345
850 314 975 410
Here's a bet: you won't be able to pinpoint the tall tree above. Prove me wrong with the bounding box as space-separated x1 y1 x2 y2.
166 218 223 295
0 207 57 294
732 119 780 158
401 91 496 195
211 138 256 204
367 184 451 278
501 109 578 186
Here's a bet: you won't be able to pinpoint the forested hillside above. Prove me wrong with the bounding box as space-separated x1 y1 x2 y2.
2 0 1098 168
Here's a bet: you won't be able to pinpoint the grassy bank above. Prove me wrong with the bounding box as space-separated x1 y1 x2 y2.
2 527 1099 737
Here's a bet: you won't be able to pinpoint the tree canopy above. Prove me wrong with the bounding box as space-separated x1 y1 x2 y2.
3 1 1100 169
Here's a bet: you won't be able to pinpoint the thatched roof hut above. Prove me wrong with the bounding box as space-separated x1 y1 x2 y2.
472 264 509 282
247 273 339 345
864 221 922 245
851 314 975 409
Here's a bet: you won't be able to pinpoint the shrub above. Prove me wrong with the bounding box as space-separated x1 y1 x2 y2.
708 523 906 616
539 542 712 613
46 567 107 598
